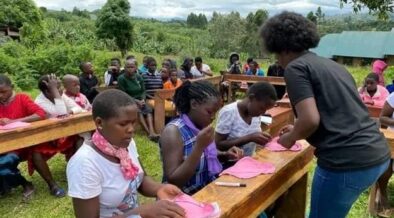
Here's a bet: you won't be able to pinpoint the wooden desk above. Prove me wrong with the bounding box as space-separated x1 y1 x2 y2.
276 98 291 108
262 106 294 136
381 128 394 158
367 105 382 118
193 141 314 218
0 113 95 154
223 75 286 102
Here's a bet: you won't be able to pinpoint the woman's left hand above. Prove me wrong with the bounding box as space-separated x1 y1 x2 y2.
278 132 296 149
226 146 244 160
157 184 183 200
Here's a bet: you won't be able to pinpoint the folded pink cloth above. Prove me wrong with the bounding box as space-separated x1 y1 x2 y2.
173 194 220 218
220 157 275 179
0 121 30 130
265 137 302 152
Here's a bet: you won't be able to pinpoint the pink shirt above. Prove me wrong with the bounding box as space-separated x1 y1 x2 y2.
359 85 389 107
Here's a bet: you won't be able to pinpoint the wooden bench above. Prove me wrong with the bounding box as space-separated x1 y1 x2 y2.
0 113 95 154
262 106 294 137
193 141 314 218
367 105 382 118
223 75 286 102
153 76 223 133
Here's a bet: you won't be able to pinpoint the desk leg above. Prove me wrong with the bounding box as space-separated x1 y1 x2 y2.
275 173 308 218
368 183 378 216
228 82 233 102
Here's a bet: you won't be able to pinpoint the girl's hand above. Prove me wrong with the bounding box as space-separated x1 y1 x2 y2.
196 126 214 151
226 146 244 161
279 124 294 136
139 200 185 218
157 184 183 200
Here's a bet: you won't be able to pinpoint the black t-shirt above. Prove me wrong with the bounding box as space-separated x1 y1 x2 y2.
79 73 99 103
285 52 389 170
267 64 286 99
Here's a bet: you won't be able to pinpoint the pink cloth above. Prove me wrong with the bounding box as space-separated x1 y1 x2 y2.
173 194 220 218
358 85 389 107
0 121 30 130
265 137 302 152
92 130 139 180
220 157 275 179
372 60 388 86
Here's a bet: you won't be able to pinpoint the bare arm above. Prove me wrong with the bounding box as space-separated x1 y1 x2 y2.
380 102 394 126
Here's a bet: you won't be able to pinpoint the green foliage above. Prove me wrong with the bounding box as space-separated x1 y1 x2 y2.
186 13 208 29
307 11 318 24
0 0 42 28
96 0 133 57
339 0 393 20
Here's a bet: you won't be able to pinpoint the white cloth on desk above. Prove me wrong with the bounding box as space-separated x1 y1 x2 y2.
67 139 144 218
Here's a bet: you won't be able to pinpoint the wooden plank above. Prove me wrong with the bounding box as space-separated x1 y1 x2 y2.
367 105 382 118
224 74 286 86
276 98 291 108
0 113 95 154
381 128 394 158
262 106 294 136
193 141 314 218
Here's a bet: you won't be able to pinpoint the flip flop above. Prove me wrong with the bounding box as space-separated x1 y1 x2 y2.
50 186 66 198
377 208 394 218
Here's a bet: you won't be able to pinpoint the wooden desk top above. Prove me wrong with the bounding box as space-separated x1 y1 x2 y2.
367 105 382 118
193 141 314 218
276 98 291 108
381 128 394 158
224 74 286 86
266 106 292 117
0 113 95 154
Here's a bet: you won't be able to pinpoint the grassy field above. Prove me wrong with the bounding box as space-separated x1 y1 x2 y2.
1 64 394 217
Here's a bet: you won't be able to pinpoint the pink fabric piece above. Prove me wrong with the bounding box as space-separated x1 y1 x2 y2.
220 157 275 179
173 194 220 218
265 137 302 152
0 121 30 130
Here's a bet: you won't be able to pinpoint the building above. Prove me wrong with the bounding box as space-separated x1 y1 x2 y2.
0 25 20 40
311 29 394 66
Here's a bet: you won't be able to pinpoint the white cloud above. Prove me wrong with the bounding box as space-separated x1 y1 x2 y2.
33 0 355 20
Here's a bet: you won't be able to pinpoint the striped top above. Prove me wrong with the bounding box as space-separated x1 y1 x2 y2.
160 117 216 195
142 71 163 99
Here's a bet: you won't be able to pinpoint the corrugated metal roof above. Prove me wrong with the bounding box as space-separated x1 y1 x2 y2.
312 30 394 59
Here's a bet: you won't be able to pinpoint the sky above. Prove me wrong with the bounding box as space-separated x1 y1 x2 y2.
33 0 356 20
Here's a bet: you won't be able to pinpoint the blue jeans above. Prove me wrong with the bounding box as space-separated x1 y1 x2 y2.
310 159 390 218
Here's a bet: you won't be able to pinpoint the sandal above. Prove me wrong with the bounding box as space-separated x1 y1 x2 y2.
22 182 35 201
50 186 66 198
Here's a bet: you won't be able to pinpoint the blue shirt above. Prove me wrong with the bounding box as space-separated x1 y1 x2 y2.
246 68 265 76
160 117 216 194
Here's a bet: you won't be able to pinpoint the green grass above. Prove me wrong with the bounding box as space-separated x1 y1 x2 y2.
2 64 394 217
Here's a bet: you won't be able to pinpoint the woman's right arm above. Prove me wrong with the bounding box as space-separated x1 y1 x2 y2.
161 125 213 188
380 102 394 126
72 197 100 218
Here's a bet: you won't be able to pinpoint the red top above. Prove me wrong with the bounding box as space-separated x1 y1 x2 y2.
0 93 46 120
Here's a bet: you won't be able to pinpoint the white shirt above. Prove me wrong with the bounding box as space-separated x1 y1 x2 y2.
67 140 144 218
215 101 262 156
35 92 81 117
191 64 211 78
386 93 394 131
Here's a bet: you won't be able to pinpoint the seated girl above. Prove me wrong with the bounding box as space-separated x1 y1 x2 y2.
118 59 160 142
34 74 81 197
215 82 277 168
359 73 389 107
0 74 43 198
163 69 183 90
160 81 243 195
67 89 185 218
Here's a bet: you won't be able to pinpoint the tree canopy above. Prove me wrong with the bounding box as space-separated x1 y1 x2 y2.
0 0 42 28
340 0 393 19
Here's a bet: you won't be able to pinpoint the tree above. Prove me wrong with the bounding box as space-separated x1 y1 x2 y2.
96 0 133 57
0 0 42 28
243 9 269 57
186 13 207 29
315 7 325 22
339 0 393 20
307 11 317 24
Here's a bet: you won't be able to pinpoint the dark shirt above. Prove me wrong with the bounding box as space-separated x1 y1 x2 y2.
108 70 121 86
142 71 163 99
79 73 99 103
285 52 390 170
267 64 286 99
118 74 146 100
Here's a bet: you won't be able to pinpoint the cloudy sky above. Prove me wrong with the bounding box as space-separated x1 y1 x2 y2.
33 0 356 20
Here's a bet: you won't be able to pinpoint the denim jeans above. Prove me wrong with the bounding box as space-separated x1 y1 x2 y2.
309 159 390 218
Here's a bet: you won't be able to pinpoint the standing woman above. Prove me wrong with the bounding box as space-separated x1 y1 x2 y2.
260 12 390 218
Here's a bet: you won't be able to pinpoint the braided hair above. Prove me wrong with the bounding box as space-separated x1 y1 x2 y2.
174 80 220 114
